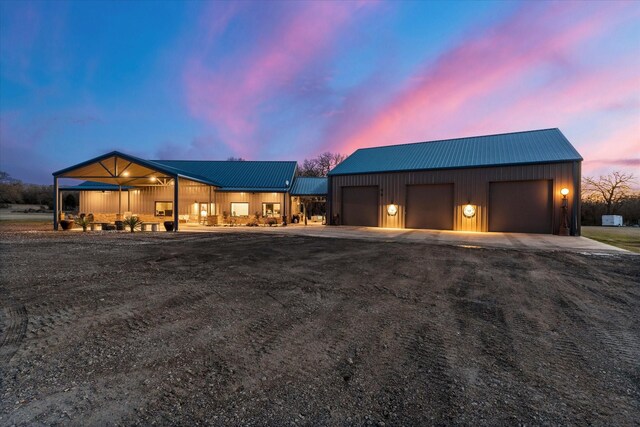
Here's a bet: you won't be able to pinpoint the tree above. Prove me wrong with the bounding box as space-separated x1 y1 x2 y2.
297 152 345 177
227 157 246 161
583 171 636 215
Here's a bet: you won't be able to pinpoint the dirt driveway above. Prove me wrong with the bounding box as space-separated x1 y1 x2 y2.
1 230 639 425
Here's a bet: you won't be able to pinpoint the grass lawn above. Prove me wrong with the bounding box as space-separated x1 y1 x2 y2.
582 225 640 253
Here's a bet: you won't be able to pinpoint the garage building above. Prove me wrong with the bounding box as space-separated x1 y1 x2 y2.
327 128 582 235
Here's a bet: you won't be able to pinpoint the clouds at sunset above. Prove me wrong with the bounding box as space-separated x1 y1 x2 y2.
0 0 638 183
318 2 639 174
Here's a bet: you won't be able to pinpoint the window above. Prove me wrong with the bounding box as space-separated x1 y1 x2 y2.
262 203 281 217
155 201 173 217
230 202 249 217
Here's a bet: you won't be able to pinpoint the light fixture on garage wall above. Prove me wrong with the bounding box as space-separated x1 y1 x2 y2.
463 203 476 218
559 188 570 236
387 202 398 216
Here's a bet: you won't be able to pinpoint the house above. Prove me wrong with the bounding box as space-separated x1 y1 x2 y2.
54 152 300 230
54 128 582 235
327 128 582 235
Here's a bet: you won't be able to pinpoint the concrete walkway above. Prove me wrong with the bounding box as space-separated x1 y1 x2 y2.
179 223 632 254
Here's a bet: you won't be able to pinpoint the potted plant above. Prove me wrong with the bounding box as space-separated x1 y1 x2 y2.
163 220 174 231
123 216 142 233
59 219 75 231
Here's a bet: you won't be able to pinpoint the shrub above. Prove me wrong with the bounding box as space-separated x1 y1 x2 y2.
75 215 91 232
123 216 142 233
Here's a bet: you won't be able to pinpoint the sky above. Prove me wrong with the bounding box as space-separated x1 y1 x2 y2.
0 0 639 184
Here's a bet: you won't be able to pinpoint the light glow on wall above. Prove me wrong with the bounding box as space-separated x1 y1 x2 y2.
463 204 476 218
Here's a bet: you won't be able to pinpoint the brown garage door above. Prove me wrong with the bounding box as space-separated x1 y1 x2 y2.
489 180 552 233
342 186 378 227
405 184 454 230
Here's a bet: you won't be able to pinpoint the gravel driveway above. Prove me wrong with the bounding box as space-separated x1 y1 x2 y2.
1 229 639 425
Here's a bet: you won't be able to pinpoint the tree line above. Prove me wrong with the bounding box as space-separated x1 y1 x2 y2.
581 171 639 226
0 171 55 209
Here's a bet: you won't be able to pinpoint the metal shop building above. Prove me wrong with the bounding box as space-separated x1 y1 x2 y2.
326 128 582 235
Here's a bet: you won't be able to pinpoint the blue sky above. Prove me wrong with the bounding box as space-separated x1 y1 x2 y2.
1 0 638 183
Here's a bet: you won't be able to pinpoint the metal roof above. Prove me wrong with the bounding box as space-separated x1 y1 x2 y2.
52 151 220 187
329 128 583 176
153 160 297 192
290 177 328 196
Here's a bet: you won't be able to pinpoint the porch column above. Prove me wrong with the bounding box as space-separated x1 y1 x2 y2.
118 185 122 217
53 176 59 230
173 176 179 231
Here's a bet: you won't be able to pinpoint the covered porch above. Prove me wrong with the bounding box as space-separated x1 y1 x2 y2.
53 151 219 231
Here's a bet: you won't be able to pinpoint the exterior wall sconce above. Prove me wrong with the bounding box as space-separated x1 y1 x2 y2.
387 203 398 216
463 204 476 218
559 188 570 236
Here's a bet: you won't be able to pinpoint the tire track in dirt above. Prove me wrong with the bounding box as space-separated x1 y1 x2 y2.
0 304 28 364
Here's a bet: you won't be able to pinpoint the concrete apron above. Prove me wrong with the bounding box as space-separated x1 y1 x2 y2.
177 223 632 254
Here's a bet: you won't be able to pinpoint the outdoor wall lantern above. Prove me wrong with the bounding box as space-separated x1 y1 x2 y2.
560 187 570 197
387 202 398 216
463 203 476 218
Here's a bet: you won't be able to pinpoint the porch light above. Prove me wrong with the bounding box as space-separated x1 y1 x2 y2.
122 171 129 177
463 204 476 218
387 203 398 216
560 188 569 196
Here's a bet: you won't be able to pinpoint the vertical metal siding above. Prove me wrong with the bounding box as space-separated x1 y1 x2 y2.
330 162 579 234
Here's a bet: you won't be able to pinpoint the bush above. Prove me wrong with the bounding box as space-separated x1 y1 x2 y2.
123 216 142 233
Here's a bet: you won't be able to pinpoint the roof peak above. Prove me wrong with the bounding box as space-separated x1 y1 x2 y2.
353 128 561 153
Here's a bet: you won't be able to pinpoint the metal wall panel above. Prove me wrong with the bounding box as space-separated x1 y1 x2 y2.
329 161 580 235
80 185 293 220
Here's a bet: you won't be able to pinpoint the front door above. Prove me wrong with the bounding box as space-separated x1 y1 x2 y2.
199 203 209 224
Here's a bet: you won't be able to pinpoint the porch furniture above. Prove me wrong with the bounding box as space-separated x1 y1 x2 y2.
141 222 160 232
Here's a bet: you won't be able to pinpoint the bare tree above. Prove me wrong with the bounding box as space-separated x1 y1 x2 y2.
583 171 636 214
298 152 346 177
226 157 246 161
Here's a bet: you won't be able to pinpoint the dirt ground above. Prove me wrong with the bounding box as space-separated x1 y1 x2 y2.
1 227 639 426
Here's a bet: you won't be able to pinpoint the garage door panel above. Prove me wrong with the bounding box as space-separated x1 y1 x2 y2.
489 180 552 233
342 186 378 227
405 184 454 230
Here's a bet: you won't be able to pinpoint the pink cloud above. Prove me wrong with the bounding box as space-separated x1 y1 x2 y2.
580 122 640 176
321 2 638 157
184 1 373 157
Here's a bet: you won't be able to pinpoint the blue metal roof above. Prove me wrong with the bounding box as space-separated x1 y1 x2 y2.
290 177 328 196
329 128 583 176
152 160 297 192
60 181 132 191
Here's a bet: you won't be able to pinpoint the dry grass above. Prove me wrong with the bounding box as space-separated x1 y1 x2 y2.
582 226 640 253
